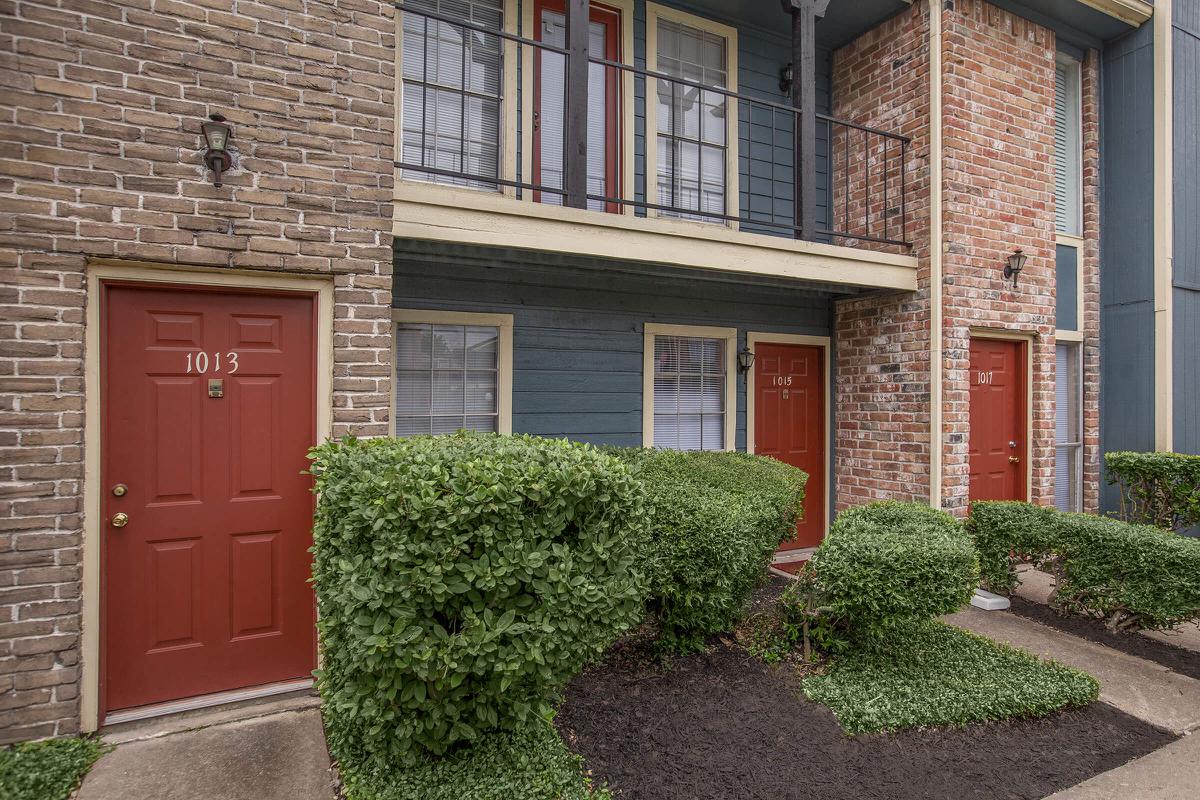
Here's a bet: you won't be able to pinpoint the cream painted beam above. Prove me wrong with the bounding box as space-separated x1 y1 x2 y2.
1153 0 1174 451
393 184 918 293
1078 0 1154 27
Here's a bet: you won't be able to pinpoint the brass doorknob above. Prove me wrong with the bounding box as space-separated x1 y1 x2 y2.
111 512 129 528
1009 456 1021 464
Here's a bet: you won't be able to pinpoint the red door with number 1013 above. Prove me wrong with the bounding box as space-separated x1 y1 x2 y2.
101 282 318 717
753 342 825 548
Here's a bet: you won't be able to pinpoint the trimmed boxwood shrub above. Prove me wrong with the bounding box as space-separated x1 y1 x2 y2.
309 433 650 764
1105 451 1200 532
611 448 807 653
809 501 979 632
968 501 1200 630
968 500 1060 593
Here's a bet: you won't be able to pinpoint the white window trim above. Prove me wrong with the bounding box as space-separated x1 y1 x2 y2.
1055 235 1085 340
391 309 514 435
644 2 739 228
642 322 737 450
1055 53 1083 237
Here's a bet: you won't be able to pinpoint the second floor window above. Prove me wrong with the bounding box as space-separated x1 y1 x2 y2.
653 13 732 223
400 0 504 189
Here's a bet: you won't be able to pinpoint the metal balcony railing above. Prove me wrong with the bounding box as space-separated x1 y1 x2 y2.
394 2 912 249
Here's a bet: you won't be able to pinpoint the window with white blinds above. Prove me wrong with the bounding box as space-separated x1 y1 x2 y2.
1054 342 1082 512
654 17 729 223
1054 57 1081 235
394 322 501 436
651 334 728 451
400 0 504 189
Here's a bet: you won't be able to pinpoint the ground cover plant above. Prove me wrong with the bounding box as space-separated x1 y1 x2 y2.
1105 451 1200 531
0 736 107 800
339 719 610 800
801 619 1099 734
611 448 807 653
971 500 1200 630
309 433 649 797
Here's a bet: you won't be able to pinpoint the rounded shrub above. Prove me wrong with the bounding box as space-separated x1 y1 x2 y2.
810 501 979 631
611 448 807 653
309 433 650 764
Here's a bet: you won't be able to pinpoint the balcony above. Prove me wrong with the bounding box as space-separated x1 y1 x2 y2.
392 0 920 293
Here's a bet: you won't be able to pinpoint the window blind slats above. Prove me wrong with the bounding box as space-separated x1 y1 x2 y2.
394 323 500 437
652 334 726 451
1054 60 1081 235
1054 342 1082 512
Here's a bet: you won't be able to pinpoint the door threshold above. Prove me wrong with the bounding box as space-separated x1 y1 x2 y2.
104 678 314 727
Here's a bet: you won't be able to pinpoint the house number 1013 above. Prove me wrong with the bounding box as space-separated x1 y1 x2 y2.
185 351 240 374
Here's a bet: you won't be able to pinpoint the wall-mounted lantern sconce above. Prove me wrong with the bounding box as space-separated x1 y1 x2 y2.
779 62 793 94
201 113 233 188
737 347 756 375
1003 248 1028 288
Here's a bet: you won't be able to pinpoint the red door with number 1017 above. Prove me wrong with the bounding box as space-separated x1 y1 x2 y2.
101 282 318 717
753 342 825 548
968 337 1027 503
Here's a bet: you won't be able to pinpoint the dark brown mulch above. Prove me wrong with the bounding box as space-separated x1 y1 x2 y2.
556 643 1175 800
1007 596 1200 680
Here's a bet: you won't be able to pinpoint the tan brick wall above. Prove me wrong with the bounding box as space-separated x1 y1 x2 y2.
832 1 934 508
1080 48 1102 513
0 0 394 742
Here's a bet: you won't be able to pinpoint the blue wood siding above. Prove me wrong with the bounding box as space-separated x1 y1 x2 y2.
1175 1 1200 454
628 1 831 235
1100 23 1157 511
392 240 834 450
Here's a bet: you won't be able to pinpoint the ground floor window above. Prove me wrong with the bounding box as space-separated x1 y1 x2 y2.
1054 341 1082 512
643 323 736 451
392 310 513 436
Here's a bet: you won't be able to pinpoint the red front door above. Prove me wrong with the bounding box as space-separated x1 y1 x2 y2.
754 342 826 548
101 282 318 716
968 338 1027 502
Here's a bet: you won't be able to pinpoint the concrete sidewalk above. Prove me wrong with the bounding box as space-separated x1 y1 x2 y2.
1044 733 1200 800
945 606 1200 735
77 702 335 800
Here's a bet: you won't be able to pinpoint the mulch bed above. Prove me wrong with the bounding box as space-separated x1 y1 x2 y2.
557 642 1175 800
1007 596 1200 681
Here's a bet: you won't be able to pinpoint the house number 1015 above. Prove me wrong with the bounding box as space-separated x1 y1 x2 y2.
185 351 240 374
772 376 793 387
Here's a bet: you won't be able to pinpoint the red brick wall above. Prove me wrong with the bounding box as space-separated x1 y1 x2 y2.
0 0 394 742
939 0 1058 514
1080 48 1101 513
831 2 934 508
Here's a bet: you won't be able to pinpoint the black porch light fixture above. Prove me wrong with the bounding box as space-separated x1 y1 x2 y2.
1003 248 1028 288
201 113 233 188
737 346 756 375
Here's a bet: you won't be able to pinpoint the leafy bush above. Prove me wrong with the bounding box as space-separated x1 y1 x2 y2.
0 737 107 800
968 500 1060 592
310 433 650 764
1105 451 1200 531
339 720 609 800
611 449 807 653
801 619 1098 734
809 501 979 632
968 501 1200 630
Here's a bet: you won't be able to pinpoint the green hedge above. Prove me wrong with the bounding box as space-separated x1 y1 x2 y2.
611 448 807 653
1105 451 1200 531
969 501 1200 630
310 433 650 764
810 501 979 632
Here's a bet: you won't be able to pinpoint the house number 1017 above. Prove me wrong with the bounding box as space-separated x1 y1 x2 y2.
185 351 240 374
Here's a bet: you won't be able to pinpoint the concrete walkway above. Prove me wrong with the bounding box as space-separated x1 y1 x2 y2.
945 606 1200 735
77 702 335 800
1044 733 1200 800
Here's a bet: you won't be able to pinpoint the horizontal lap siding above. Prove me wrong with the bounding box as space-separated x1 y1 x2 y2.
1175 4 1200 454
393 241 833 448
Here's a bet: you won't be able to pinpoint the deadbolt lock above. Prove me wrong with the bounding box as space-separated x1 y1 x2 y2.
1009 456 1021 464
111 512 129 528
112 483 127 497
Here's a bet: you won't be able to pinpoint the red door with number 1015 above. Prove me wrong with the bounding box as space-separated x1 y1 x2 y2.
753 342 826 548
101 282 318 717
